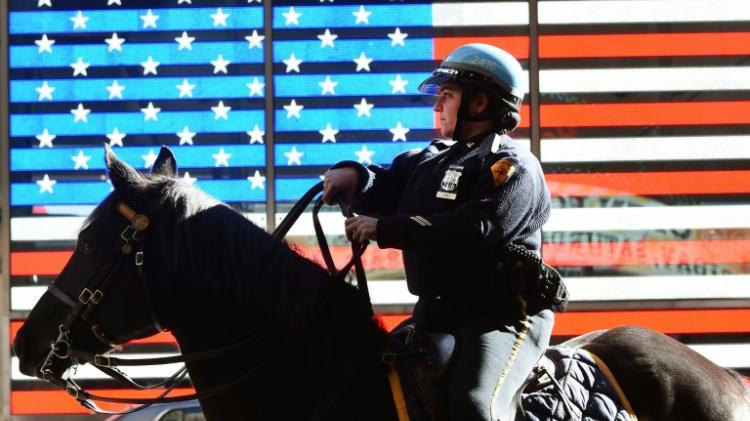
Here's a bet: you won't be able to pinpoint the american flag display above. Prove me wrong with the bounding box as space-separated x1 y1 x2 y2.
5 0 750 415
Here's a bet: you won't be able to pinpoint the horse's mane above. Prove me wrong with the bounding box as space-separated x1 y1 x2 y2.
122 175 384 344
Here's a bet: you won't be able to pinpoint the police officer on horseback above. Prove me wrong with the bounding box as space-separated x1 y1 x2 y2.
323 43 565 421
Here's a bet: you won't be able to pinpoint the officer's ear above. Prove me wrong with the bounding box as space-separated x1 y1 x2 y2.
469 91 489 116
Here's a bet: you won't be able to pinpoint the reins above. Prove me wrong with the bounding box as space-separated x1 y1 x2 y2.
42 181 374 414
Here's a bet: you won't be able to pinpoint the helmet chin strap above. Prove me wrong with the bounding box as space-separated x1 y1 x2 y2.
453 85 496 141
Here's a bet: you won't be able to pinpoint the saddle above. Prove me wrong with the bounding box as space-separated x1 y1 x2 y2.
384 326 637 421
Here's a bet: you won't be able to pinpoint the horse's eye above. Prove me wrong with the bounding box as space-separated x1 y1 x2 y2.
79 241 94 253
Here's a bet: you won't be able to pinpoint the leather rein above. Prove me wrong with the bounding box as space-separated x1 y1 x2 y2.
40 181 372 414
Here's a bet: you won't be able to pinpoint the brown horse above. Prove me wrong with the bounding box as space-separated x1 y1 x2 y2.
13 146 750 420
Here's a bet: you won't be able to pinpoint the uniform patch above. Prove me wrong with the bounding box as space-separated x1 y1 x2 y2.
490 159 516 187
436 164 463 200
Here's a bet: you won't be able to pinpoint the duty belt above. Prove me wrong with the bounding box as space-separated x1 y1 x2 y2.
491 243 568 313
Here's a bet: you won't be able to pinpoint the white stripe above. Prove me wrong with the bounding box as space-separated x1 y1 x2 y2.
541 136 750 163
11 213 267 242
433 2 529 26
14 275 750 311
539 0 750 24
11 354 185 381
367 275 750 305
541 67 750 93
689 344 750 369
563 275 750 302
546 205 750 232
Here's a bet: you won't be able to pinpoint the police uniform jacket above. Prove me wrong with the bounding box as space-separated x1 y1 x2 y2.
332 132 551 301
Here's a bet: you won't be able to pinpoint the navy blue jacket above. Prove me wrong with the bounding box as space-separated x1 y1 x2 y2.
335 132 551 300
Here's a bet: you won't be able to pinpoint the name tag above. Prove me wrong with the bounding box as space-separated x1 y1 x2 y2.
436 165 463 200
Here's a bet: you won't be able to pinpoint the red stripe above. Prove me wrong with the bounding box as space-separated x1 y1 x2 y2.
12 237 750 280
546 170 750 196
544 240 750 266
540 32 750 58
11 251 72 276
382 308 750 336
10 321 176 346
541 101 750 127
434 36 529 60
11 388 194 415
15 308 750 350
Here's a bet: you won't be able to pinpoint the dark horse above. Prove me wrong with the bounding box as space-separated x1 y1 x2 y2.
14 146 750 420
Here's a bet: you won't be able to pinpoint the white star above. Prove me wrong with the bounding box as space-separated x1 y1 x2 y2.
182 171 197 184
140 9 159 29
38 0 52 7
176 78 196 98
106 80 125 99
212 148 232 167
245 29 265 49
283 6 302 26
177 126 196 145
353 5 371 24
389 74 409 94
247 170 265 190
355 145 374 164
318 29 338 48
212 100 231 120
105 33 125 52
283 53 303 73
246 77 265 97
35 81 55 101
211 54 231 74
141 56 160 75
70 57 90 77
36 129 56 148
318 76 338 95
354 98 373 118
106 127 126 146
246 124 265 144
36 174 57 194
211 8 230 27
107 0 122 5
142 149 158 168
284 146 304 166
353 52 373 72
71 11 89 29
319 123 339 143
141 102 161 121
71 150 92 170
389 122 410 141
388 28 408 46
70 103 91 122
175 31 195 50
35 34 55 53
283 99 303 119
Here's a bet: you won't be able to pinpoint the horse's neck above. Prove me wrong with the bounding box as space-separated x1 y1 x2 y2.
157 205 396 420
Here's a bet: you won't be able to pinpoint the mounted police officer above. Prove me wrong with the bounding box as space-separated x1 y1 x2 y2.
323 43 565 421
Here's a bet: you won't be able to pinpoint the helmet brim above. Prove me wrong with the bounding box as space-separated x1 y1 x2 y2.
417 68 458 95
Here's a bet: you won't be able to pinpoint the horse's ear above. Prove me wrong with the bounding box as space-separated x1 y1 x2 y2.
151 146 177 178
104 144 145 196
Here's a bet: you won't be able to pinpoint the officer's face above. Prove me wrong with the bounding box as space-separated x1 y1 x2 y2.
434 83 462 138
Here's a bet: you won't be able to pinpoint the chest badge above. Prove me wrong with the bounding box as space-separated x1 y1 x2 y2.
436 165 463 200
491 159 516 187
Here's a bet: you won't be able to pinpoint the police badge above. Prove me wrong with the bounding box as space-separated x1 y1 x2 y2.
436 165 463 200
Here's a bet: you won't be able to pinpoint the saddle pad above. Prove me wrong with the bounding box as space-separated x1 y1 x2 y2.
521 346 634 421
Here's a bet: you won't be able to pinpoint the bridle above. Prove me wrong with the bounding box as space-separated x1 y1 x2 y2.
38 182 372 415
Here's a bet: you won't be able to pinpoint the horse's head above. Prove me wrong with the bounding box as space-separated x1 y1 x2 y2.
13 145 180 383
